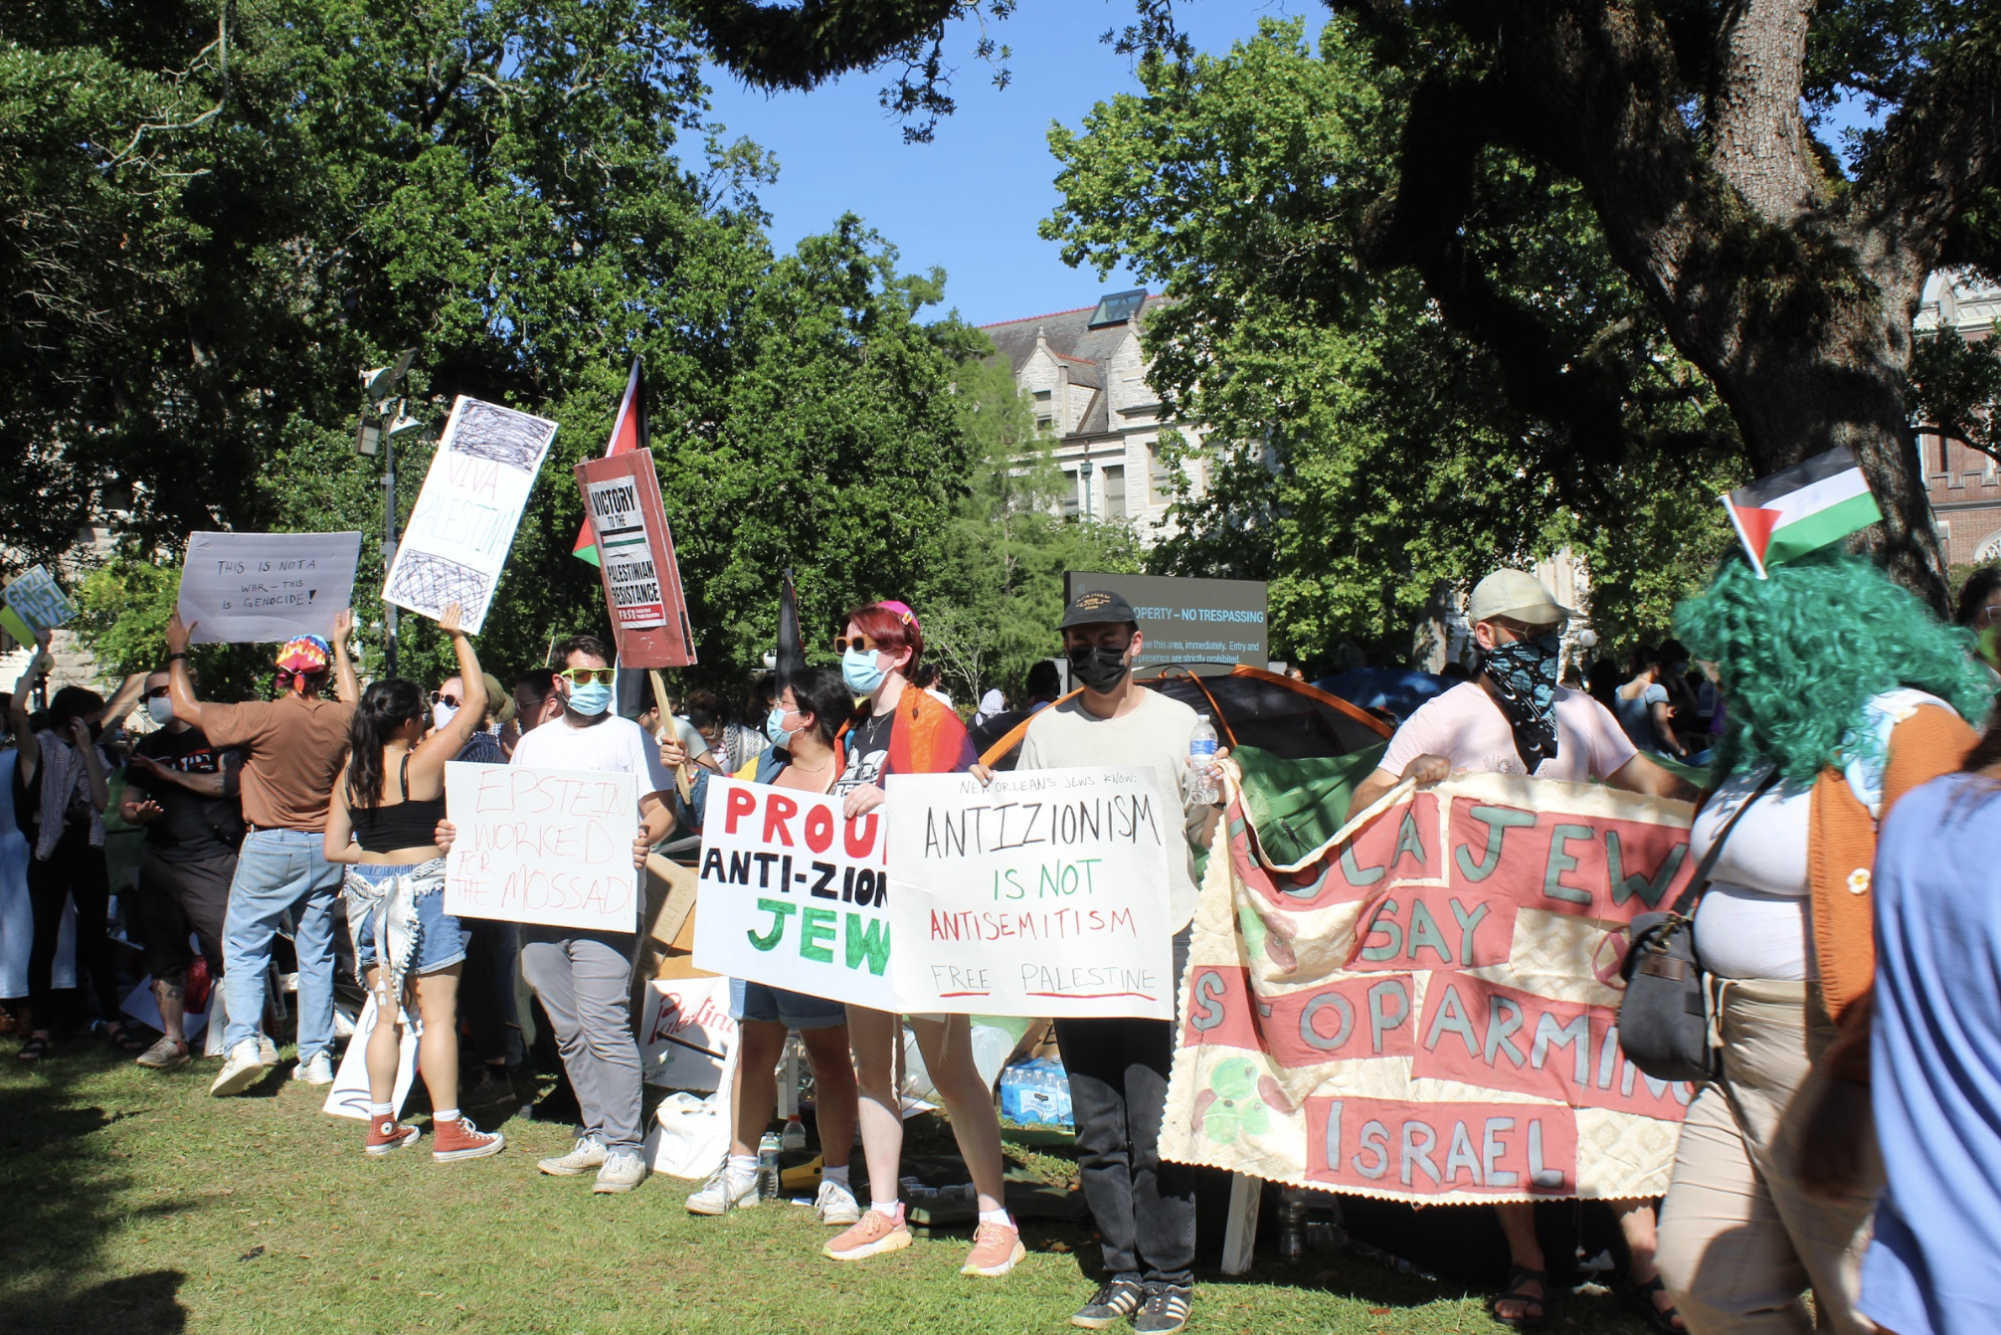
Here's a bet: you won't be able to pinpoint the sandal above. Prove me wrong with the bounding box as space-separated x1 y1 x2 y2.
17 1035 51 1062
106 1024 149 1054
1487 1265 1549 1329
1619 1274 1684 1334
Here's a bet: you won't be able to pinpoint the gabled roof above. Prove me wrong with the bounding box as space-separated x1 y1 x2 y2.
979 292 1167 378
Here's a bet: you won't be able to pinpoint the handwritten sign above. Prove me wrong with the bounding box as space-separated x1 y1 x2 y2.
639 977 735 1091
886 767 1176 1020
0 565 77 643
692 777 893 1010
575 450 696 668
1161 770 1696 1205
383 396 557 634
443 761 641 933
176 532 361 644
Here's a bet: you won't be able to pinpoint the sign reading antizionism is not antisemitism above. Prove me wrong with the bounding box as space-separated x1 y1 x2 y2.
886 767 1176 1021
1161 772 1697 1204
443 761 641 933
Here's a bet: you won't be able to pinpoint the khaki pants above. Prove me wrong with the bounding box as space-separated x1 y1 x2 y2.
1656 979 1880 1335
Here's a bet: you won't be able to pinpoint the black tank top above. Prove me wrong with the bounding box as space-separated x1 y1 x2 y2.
350 753 446 853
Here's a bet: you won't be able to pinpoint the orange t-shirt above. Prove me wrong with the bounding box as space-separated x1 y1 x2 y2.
201 696 355 831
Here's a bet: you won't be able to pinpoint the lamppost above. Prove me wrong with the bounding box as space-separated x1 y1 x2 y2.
1080 456 1095 522
355 349 419 676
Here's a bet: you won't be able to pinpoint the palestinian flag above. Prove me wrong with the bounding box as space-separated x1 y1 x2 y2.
1719 445 1883 578
573 356 647 567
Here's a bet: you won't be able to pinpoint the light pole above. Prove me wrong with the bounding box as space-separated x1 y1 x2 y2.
1080 456 1095 521
355 349 418 676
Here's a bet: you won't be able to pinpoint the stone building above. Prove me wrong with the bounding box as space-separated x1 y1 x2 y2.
1916 270 2001 569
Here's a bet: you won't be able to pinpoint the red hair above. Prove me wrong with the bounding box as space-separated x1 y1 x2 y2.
846 601 923 674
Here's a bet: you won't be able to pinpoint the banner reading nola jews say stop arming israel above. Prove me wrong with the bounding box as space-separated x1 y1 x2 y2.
1160 772 1698 1205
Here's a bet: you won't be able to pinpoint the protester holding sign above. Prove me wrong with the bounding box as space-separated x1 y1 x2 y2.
512 633 676 1194
820 599 1021 1276
1347 569 1694 1330
1007 589 1222 1335
168 609 359 1096
1653 552 1984 1335
322 602 504 1161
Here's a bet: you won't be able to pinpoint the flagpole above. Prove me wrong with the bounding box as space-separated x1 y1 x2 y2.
1718 493 1769 580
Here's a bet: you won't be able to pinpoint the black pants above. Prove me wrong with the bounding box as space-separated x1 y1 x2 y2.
461 917 523 1067
1054 1011 1197 1286
132 851 234 983
27 827 120 1025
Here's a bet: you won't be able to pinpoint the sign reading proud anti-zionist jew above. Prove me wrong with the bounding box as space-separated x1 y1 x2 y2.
1161 772 1697 1204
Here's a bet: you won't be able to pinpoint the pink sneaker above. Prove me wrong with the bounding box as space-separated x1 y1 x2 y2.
823 1203 912 1262
961 1220 1025 1277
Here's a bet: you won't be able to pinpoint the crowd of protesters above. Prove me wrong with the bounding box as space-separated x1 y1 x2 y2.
4 550 2001 1335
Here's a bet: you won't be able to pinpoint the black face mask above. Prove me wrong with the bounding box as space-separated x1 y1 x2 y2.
1067 642 1132 693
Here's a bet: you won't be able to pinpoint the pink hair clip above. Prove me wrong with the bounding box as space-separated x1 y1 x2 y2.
878 599 918 628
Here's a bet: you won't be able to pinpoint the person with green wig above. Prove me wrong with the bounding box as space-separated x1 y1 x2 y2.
1653 550 1985 1335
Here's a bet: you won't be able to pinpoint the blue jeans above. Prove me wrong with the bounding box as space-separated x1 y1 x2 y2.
222 829 340 1062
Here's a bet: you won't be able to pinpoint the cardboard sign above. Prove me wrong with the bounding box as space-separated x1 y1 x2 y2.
1 565 77 642
575 450 695 668
885 767 1178 1020
692 777 894 1010
1161 771 1696 1205
638 977 735 1091
322 994 418 1121
175 532 362 644
384 396 557 634
443 761 642 933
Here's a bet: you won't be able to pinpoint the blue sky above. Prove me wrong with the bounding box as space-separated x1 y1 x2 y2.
699 1 1319 329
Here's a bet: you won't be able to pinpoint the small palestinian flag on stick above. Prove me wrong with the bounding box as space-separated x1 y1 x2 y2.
573 356 646 567
1719 445 1883 579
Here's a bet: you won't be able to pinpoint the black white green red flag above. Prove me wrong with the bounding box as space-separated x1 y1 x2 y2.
1719 445 1882 578
572 357 646 567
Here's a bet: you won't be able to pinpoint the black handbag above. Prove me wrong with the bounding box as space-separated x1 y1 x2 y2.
1617 772 1779 1083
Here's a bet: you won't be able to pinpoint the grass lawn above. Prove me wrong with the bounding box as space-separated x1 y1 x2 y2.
0 1043 1661 1334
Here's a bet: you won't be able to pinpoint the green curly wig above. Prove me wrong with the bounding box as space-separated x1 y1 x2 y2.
1674 550 1990 785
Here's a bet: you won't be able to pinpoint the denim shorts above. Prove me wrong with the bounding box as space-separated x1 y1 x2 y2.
346 860 466 980
730 978 848 1030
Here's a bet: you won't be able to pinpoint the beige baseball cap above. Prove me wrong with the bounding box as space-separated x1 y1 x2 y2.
1468 569 1573 627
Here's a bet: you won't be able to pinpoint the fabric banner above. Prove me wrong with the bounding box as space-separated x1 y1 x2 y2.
383 396 557 634
1161 770 1698 1204
175 532 362 644
885 767 1177 1020
442 761 641 933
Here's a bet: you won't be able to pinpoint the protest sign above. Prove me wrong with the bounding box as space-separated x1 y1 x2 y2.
885 767 1178 1020
1 564 78 642
639 977 735 1091
692 777 894 1010
1161 769 1696 1204
443 761 641 933
383 396 557 634
175 532 361 643
322 995 417 1121
576 448 695 669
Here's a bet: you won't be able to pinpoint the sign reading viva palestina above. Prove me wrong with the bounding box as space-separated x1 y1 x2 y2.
443 761 640 933
886 768 1176 1020
693 778 895 1010
1162 771 1697 1204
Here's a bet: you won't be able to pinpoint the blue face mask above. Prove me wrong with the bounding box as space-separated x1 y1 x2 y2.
566 681 613 718
766 706 796 748
842 646 887 695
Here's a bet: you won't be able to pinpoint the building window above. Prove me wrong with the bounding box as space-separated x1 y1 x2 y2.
1149 445 1178 505
1060 469 1080 517
1102 465 1126 518
1036 416 1053 431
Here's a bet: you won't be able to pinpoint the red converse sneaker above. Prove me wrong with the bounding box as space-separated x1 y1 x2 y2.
365 1117 421 1155
431 1115 505 1162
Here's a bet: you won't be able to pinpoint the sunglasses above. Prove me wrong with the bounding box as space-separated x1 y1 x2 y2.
430 691 460 708
833 635 888 655
558 667 617 686
144 686 171 701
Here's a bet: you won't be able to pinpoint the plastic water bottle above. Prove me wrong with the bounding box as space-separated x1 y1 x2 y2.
1189 714 1219 804
756 1131 783 1201
780 1114 806 1151
1277 1187 1308 1260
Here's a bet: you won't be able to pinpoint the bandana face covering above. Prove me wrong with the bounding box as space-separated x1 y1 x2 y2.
1483 633 1562 771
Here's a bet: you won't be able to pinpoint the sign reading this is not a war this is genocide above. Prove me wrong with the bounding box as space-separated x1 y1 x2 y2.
443 761 641 933
175 532 361 644
886 767 1176 1021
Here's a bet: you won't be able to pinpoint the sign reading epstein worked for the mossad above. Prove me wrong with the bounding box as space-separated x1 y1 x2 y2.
175 532 362 644
886 767 1177 1021
443 762 640 933
693 778 895 1011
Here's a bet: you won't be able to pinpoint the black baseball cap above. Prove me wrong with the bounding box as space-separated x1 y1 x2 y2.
1059 589 1138 629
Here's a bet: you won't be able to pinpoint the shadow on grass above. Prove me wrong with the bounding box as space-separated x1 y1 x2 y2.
0 1050 191 1334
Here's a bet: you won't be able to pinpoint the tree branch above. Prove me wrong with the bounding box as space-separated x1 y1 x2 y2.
670 0 964 91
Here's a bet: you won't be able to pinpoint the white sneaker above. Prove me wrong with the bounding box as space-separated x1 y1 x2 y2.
258 1035 280 1067
537 1136 608 1176
815 1176 862 1226
592 1149 647 1194
209 1040 270 1096
687 1161 760 1215
291 1052 334 1086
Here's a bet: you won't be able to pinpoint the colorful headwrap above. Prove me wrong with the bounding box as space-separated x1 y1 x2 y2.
276 635 332 674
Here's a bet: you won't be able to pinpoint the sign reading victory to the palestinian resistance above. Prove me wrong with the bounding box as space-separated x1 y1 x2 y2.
693 777 895 1011
443 761 641 933
886 768 1177 1020
383 396 557 634
1 565 78 643
175 532 362 644
575 449 695 669
1161 771 1697 1204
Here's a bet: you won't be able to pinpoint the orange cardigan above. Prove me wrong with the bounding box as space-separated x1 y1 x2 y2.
1810 703 1977 1082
